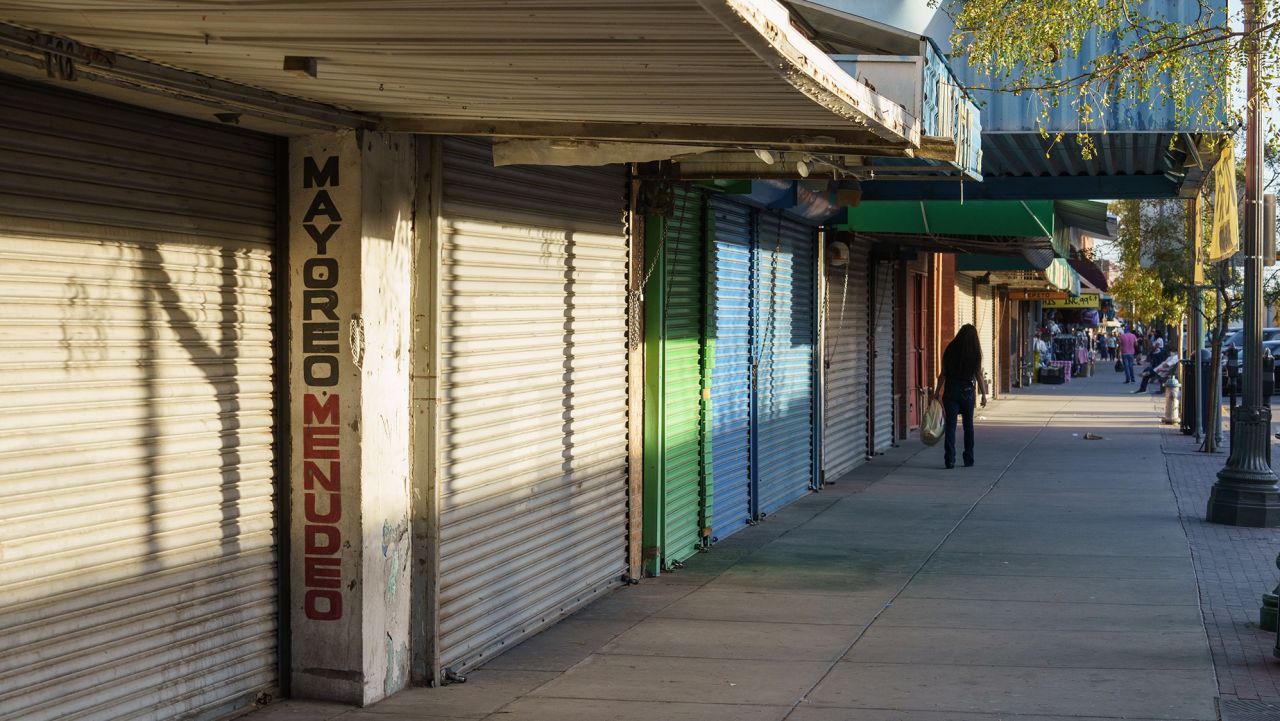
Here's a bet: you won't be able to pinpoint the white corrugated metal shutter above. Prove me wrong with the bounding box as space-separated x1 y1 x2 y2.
871 262 895 453
435 138 628 675
821 236 869 483
976 282 997 396
0 77 279 721
955 274 976 330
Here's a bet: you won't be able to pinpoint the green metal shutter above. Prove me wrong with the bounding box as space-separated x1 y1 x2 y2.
643 187 709 574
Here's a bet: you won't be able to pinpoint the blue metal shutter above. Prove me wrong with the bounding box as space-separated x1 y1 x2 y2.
707 197 754 542
753 212 817 517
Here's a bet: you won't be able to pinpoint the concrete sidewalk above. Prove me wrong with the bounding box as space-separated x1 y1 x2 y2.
251 376 1223 721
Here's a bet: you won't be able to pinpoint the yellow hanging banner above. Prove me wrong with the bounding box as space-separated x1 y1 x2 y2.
1207 141 1239 262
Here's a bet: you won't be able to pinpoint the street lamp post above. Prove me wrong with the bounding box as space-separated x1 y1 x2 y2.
1207 0 1280 527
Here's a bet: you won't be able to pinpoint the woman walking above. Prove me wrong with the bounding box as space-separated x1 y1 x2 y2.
937 324 989 468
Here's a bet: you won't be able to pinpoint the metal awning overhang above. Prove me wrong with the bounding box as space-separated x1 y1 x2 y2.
0 1 921 152
1068 258 1111 292
959 254 1081 294
1055 201 1117 240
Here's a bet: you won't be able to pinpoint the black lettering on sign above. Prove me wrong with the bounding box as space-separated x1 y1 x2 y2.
304 289 339 321
303 322 339 353
299 152 346 621
303 155 340 189
304 258 339 287
304 190 342 224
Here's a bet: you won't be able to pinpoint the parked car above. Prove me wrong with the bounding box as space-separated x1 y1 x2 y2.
1219 332 1280 394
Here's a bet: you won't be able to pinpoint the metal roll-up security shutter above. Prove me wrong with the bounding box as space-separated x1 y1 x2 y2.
754 212 817 518
0 77 279 721
821 236 869 483
955 275 976 330
976 282 997 396
644 186 709 570
707 197 753 542
436 138 628 674
871 263 896 453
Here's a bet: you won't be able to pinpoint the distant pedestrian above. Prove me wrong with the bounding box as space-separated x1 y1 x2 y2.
936 324 988 469
1106 332 1118 361
1118 327 1139 383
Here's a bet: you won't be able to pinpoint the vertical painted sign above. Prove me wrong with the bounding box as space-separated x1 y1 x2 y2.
289 133 363 695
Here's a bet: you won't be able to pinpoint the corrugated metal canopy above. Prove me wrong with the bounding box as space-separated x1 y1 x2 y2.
1054 200 1116 240
0 0 920 150
859 131 1215 200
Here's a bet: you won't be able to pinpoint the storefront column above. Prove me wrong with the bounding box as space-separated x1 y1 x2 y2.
287 131 416 704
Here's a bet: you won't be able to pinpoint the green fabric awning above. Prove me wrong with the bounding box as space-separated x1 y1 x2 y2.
838 200 1055 237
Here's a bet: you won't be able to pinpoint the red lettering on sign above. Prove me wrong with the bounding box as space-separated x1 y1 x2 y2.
305 556 343 589
299 157 345 621
304 425 340 459
304 393 340 424
305 524 341 555
305 590 343 621
305 491 342 523
304 460 341 492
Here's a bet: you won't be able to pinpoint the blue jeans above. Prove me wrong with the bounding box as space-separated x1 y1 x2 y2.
943 382 976 467
1122 354 1136 382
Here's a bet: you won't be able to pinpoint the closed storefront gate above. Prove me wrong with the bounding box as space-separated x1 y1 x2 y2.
644 186 711 572
645 194 818 551
871 261 896 454
821 236 869 483
707 197 753 542
431 138 629 675
955 273 976 331
976 282 998 396
753 213 818 516
0 77 280 721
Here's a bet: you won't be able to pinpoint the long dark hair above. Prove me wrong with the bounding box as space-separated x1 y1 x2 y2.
942 324 982 381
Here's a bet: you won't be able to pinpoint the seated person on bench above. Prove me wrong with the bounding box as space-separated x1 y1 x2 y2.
1134 350 1179 393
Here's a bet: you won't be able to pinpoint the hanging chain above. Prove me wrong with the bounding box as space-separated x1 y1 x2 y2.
662 188 694 324
823 238 852 370
626 175 679 351
761 211 785 376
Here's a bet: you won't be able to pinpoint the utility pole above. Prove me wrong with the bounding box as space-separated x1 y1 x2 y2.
1208 0 1280 527
1190 197 1204 442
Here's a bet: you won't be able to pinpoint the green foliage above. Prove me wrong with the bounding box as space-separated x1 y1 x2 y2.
937 0 1279 156
1106 199 1191 325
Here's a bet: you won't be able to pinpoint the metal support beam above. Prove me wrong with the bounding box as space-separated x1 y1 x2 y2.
859 175 1182 201
0 22 376 131
382 117 908 155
